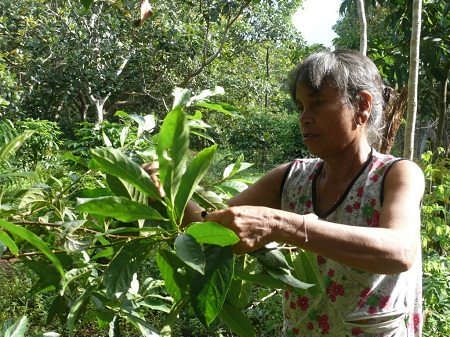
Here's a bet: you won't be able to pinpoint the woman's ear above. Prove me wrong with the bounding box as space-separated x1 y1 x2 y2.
355 90 372 125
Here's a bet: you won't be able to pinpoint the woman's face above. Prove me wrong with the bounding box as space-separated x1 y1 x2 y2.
295 83 360 158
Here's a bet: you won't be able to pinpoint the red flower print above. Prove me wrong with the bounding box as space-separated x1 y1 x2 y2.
289 201 297 210
284 290 292 299
297 185 303 193
289 301 296 310
328 269 335 277
326 281 344 302
358 299 366 308
305 200 312 208
366 210 380 227
368 305 378 314
307 322 314 330
318 315 329 334
353 202 361 210
345 205 353 213
370 198 376 206
296 296 309 311
378 296 391 309
352 327 364 335
357 187 364 197
370 174 380 182
317 255 326 264
360 288 372 299
292 327 299 335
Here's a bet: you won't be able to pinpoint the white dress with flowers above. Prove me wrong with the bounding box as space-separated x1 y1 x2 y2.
280 149 422 337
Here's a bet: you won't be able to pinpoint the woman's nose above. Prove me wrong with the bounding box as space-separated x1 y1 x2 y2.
299 109 312 126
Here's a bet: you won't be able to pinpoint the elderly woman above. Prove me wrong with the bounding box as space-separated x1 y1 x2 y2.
197 50 424 336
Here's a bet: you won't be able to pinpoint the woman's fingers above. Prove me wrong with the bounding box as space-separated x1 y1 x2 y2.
141 162 166 198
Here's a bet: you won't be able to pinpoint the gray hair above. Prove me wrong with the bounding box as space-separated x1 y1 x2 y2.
289 49 391 146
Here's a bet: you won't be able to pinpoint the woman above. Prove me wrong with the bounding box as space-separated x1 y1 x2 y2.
193 50 424 336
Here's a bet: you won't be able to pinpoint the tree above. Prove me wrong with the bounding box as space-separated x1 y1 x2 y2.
403 0 422 159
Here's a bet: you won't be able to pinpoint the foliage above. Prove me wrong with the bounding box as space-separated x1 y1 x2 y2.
420 148 450 336
0 88 318 337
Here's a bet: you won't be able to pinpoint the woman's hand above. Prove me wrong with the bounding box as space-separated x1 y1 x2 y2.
204 206 280 254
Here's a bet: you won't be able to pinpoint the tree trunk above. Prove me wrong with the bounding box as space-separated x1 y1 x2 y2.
403 0 422 159
435 66 449 153
356 0 367 55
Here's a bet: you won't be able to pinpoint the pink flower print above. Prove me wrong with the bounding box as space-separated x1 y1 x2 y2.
352 327 364 336
292 327 299 335
327 269 335 277
378 296 391 309
357 187 364 197
317 315 329 334
307 322 314 330
413 313 421 333
317 255 326 265
368 305 378 314
370 174 380 182
305 199 312 208
296 296 309 311
345 205 353 213
289 201 297 210
352 201 361 210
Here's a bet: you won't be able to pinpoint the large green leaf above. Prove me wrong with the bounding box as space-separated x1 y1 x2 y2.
0 130 35 165
190 245 234 326
174 145 217 222
174 234 205 274
0 220 64 276
103 240 153 299
76 196 167 222
219 302 255 337
225 255 253 309
0 229 19 256
156 249 188 302
1 316 28 337
90 147 162 201
156 107 189 205
288 249 325 297
186 222 239 247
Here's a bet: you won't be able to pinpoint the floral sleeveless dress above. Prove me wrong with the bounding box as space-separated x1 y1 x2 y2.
280 149 422 337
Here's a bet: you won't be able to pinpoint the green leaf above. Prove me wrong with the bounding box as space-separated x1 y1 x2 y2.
234 269 286 289
1 316 28 337
195 102 242 118
46 295 68 326
189 86 225 103
90 147 163 201
80 0 94 11
186 222 239 247
0 220 64 276
219 302 255 337
157 107 189 205
103 240 153 299
0 131 35 165
160 297 189 337
76 196 167 222
226 255 253 309
172 87 191 109
264 265 314 290
156 249 188 302
223 154 253 179
0 229 19 255
94 311 115 330
67 285 95 336
289 250 325 297
174 234 205 274
190 245 234 326
174 145 217 221
120 311 160 336
250 247 290 269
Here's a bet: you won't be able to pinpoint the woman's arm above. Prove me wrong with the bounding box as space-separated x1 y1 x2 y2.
205 160 425 274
